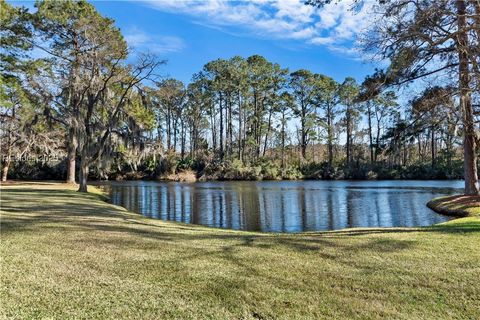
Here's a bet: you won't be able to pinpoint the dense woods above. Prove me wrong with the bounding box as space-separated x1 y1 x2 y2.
1 0 479 194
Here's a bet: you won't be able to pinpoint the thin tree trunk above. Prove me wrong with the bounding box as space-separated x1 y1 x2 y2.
238 92 243 161
166 107 171 150
219 92 224 159
327 104 334 170
346 105 351 167
430 126 435 168
210 105 217 151
1 130 12 182
180 119 185 159
173 118 178 152
300 99 307 160
262 110 272 157
281 112 286 172
367 103 374 164
375 117 382 162
66 127 77 183
228 95 233 157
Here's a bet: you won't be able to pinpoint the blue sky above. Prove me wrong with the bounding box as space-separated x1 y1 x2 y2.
12 0 378 85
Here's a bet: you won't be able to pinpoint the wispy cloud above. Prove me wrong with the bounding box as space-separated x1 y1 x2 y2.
140 0 375 58
124 26 185 54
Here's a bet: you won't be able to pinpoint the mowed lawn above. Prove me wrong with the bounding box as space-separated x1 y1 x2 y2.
1 183 479 319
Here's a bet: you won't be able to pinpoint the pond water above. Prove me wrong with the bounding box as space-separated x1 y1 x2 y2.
95 180 463 233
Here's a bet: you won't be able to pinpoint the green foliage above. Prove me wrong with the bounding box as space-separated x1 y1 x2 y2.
0 0 33 76
124 94 156 131
177 156 194 171
158 151 179 175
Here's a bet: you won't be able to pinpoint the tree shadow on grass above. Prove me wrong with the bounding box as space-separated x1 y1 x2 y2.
1 188 479 255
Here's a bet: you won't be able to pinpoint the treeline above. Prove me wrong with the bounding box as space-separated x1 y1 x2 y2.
1 0 479 194
120 57 466 182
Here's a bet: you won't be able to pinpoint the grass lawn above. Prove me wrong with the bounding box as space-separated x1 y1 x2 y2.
1 182 479 319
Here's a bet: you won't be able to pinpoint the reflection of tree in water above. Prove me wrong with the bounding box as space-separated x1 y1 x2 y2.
327 191 334 231
191 187 200 225
280 192 286 232
106 181 455 232
298 186 307 232
243 188 261 232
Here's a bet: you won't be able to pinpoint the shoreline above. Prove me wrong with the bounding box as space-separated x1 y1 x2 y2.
1 180 473 232
427 195 480 217
2 177 467 184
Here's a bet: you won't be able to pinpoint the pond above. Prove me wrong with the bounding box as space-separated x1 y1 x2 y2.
95 180 463 233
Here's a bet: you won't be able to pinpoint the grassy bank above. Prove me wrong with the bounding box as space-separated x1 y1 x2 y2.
1 183 479 319
427 195 480 217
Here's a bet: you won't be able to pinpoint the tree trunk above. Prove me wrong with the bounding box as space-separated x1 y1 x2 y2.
227 95 233 157
2 130 12 182
210 106 217 151
262 110 272 157
180 119 185 159
281 110 286 171
77 156 89 193
430 126 435 168
66 127 77 183
1 158 10 182
167 107 172 150
238 92 243 161
375 118 382 162
327 104 334 171
300 99 307 160
173 118 178 152
457 0 480 195
219 92 224 159
346 106 351 167
367 103 374 164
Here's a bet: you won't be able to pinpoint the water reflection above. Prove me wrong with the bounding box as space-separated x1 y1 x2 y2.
98 180 463 233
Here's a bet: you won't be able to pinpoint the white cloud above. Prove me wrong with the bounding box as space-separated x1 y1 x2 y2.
140 0 376 58
124 27 185 54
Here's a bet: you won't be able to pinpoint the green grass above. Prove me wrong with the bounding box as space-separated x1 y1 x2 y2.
1 183 479 319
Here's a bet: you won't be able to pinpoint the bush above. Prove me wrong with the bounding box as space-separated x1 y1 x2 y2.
8 160 64 180
282 165 303 180
157 151 179 175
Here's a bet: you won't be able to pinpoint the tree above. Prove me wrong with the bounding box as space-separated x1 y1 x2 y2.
154 79 186 152
277 92 294 171
362 90 398 163
1 72 64 182
246 55 285 160
76 55 160 192
228 56 249 162
0 0 34 181
34 0 161 192
262 63 288 157
338 77 360 167
33 0 161 189
412 87 455 168
185 80 209 158
312 74 339 172
290 69 317 160
33 0 98 184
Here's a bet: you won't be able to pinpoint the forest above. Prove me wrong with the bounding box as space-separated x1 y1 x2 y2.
1 0 479 194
